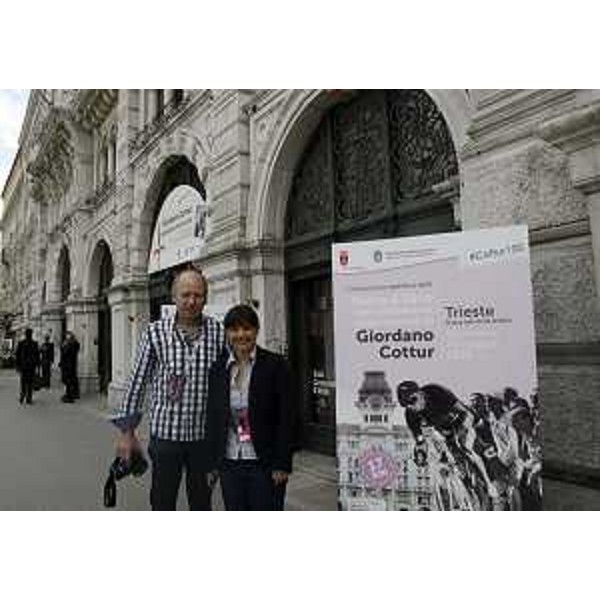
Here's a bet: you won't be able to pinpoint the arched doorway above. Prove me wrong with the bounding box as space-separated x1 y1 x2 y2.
147 156 206 320
57 246 71 339
285 89 460 454
96 241 114 394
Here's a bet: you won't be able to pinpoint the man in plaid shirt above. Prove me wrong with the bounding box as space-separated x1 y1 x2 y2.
112 267 226 510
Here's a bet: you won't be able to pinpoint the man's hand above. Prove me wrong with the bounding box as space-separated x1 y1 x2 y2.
272 470 289 486
116 429 142 463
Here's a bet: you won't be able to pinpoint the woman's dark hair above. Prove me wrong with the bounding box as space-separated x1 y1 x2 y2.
223 304 260 330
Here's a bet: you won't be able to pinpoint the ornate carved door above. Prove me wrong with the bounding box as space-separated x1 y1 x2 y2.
285 90 459 454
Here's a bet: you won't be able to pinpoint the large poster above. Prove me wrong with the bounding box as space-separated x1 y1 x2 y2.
333 226 541 511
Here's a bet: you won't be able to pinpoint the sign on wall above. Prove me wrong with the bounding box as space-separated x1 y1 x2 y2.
148 184 208 275
333 226 541 511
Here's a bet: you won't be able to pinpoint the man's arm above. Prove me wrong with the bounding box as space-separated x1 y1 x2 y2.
112 326 156 458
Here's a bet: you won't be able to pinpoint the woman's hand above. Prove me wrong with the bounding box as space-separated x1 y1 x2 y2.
272 470 289 486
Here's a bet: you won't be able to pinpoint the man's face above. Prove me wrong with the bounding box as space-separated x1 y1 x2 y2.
173 272 206 322
408 391 426 412
226 322 258 358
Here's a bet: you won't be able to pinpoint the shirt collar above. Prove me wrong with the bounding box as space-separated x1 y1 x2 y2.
226 345 257 368
168 314 205 338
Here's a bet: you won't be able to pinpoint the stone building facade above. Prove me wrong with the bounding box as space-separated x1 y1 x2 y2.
2 89 600 508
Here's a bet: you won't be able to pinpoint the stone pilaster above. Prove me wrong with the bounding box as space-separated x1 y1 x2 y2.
106 280 149 410
40 303 65 345
540 101 600 301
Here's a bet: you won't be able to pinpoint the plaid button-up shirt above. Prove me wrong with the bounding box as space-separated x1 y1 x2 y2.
113 315 226 441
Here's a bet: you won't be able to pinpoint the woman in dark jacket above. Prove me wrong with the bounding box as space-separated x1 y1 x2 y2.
207 304 293 510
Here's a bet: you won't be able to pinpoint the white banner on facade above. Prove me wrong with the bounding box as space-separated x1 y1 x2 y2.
148 184 208 275
333 226 541 511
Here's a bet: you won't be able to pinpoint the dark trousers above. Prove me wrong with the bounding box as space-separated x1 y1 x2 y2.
220 460 286 511
41 362 52 387
148 438 212 511
19 373 34 404
63 375 79 400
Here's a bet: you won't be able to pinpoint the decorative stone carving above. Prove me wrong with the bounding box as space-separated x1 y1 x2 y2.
28 117 74 205
531 240 600 344
461 141 587 230
71 89 118 131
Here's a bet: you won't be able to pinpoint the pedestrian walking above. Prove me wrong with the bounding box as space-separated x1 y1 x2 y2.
59 331 80 403
112 266 226 511
39 334 55 388
206 304 294 511
15 328 40 405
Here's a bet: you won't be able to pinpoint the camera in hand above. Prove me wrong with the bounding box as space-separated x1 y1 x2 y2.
111 451 148 481
103 450 148 508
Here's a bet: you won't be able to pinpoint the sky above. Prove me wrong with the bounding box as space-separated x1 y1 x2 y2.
0 89 30 200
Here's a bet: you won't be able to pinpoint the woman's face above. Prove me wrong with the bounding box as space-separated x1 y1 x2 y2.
226 323 258 358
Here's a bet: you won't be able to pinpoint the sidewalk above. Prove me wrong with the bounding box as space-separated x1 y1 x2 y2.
79 388 338 511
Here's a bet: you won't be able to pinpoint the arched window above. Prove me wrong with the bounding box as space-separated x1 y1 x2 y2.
156 89 165 119
173 89 184 106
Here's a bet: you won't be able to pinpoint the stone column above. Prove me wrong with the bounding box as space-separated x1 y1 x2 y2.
248 242 286 353
40 303 64 344
106 280 149 410
147 90 158 125
138 90 147 130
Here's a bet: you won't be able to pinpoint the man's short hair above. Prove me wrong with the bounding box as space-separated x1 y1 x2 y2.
25 328 33 338
171 265 208 297
223 304 260 331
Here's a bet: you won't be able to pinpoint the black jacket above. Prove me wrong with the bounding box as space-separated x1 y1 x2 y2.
206 346 294 473
15 339 40 375
59 339 80 377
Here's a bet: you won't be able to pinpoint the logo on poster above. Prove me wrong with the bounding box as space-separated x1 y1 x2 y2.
358 447 397 489
339 249 349 267
374 250 383 264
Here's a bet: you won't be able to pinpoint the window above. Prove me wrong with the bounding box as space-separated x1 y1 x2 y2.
173 89 184 106
156 89 165 118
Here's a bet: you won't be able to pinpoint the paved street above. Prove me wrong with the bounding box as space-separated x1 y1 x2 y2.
0 368 337 510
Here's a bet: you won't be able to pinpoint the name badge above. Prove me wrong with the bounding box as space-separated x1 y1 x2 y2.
233 408 252 443
167 373 186 403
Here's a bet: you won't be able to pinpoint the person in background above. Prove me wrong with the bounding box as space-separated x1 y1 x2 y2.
207 304 293 511
59 331 80 403
40 334 55 388
112 267 225 511
15 328 40 405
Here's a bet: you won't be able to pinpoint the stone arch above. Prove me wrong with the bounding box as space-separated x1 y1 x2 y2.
130 129 211 275
250 89 473 244
85 238 114 298
55 244 71 304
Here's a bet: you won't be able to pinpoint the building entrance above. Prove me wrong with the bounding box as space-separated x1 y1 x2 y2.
284 90 460 455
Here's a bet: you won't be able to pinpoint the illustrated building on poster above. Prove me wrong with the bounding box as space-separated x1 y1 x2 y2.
337 371 432 511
